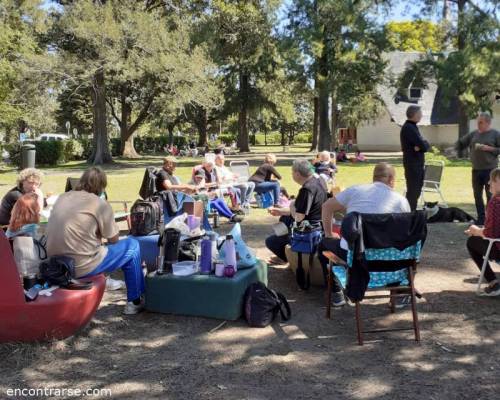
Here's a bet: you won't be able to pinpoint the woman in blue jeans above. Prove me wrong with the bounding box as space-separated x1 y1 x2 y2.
248 153 282 206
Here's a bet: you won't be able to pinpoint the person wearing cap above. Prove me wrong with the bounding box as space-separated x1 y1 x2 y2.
156 156 197 195
191 164 243 223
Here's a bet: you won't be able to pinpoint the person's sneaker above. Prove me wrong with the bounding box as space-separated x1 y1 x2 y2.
480 282 500 297
123 299 144 315
332 291 346 307
230 214 244 223
392 295 412 309
106 277 126 291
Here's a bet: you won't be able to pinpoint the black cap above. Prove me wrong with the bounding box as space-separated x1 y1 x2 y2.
226 234 233 239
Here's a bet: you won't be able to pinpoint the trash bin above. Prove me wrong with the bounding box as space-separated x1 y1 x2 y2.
21 144 36 169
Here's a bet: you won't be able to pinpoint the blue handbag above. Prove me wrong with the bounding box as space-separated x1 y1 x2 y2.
290 228 322 290
290 228 322 254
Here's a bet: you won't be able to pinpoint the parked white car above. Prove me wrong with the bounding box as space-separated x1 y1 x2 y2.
36 133 70 141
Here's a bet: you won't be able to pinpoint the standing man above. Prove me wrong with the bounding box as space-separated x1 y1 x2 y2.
400 105 430 211
457 112 500 225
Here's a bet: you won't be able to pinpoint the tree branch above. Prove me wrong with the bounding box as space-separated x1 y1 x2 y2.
106 98 121 126
127 92 157 137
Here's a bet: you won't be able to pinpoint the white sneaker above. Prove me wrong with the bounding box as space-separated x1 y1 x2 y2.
106 277 126 291
123 300 144 315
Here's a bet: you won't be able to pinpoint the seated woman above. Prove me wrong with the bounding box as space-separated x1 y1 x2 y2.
248 153 282 207
47 167 145 314
0 168 44 227
5 193 40 239
265 159 327 264
194 159 244 214
190 166 243 223
465 168 500 297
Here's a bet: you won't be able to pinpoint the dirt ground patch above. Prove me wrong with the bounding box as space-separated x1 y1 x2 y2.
1 217 499 399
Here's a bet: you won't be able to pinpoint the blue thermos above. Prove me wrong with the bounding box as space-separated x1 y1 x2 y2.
200 236 212 275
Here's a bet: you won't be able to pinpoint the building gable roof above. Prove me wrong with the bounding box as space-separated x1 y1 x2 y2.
379 52 459 126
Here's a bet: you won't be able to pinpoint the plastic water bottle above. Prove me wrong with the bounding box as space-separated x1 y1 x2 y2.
200 236 212 275
223 234 237 272
209 232 218 262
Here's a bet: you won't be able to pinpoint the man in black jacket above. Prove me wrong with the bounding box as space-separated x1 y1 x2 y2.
400 105 430 211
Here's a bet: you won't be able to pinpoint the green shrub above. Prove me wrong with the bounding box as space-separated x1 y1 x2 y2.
293 132 312 144
218 133 236 145
79 138 93 160
64 139 84 160
426 146 452 166
4 143 21 166
254 132 282 145
34 141 66 165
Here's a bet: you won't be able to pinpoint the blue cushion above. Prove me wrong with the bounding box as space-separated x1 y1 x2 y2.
332 242 422 288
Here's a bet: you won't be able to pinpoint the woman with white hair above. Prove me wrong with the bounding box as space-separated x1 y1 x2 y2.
0 168 44 226
248 153 282 207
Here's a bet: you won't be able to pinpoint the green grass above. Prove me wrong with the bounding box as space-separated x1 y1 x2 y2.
0 150 477 214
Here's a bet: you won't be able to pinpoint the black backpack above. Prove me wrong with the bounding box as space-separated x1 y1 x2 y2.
139 167 159 200
130 196 163 236
39 256 92 290
243 282 291 327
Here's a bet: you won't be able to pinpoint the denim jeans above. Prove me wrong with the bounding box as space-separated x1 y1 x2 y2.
234 181 255 204
82 238 144 302
472 169 493 224
254 181 280 205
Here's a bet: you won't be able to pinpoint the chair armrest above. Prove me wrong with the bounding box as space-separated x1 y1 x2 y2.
108 200 129 212
322 251 348 266
484 237 500 243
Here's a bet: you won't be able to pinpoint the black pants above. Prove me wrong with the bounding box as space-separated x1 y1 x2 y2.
404 163 425 211
466 236 499 283
317 237 348 293
265 234 290 262
472 169 493 225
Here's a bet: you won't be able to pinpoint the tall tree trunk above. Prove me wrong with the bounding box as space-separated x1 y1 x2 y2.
167 125 175 146
120 85 139 158
89 69 112 165
237 72 250 152
456 0 469 157
330 95 338 150
197 107 208 147
310 96 319 152
317 84 331 151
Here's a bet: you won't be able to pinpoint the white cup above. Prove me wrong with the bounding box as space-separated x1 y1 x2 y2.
215 263 225 277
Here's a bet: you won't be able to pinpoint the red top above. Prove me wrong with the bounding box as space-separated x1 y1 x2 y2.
484 195 500 249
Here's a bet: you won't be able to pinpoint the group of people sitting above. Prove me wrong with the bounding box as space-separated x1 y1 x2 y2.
1 167 145 314
263 160 500 303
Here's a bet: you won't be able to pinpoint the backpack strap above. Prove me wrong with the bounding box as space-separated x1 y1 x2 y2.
273 290 291 321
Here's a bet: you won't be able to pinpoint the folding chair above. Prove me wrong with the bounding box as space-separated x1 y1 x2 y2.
323 216 423 345
419 160 447 207
476 237 500 295
64 177 131 230
229 161 250 183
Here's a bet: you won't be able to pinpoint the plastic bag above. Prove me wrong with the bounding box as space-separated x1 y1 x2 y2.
165 213 190 236
218 223 257 269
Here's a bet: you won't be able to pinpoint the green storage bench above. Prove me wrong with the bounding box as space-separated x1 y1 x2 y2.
145 260 268 320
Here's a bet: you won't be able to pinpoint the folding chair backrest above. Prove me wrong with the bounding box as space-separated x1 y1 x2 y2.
424 162 444 185
229 161 250 180
65 177 80 192
347 242 422 268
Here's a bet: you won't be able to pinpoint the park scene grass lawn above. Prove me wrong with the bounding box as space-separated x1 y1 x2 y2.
0 148 498 399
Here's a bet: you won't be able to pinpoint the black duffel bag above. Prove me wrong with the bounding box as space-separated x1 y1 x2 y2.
243 282 291 327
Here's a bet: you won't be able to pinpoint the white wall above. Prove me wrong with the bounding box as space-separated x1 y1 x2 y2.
357 102 500 151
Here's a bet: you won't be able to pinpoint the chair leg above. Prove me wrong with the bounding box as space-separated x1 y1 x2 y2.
438 188 447 207
476 241 494 295
326 262 332 319
355 301 363 345
408 269 421 343
389 290 396 314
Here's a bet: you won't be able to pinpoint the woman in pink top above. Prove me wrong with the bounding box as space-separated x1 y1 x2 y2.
465 168 500 296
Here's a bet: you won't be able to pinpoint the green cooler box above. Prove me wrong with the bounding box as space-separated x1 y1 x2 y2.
145 260 268 320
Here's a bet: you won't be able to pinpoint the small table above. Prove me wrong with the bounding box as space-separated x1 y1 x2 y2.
145 261 268 320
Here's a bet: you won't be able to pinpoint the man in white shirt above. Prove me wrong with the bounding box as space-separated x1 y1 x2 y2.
214 153 255 208
319 162 411 306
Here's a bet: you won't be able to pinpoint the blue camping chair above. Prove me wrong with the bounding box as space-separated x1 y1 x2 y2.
324 242 422 345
